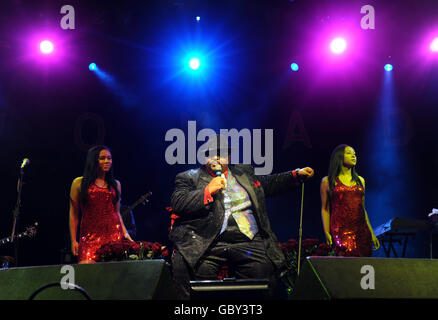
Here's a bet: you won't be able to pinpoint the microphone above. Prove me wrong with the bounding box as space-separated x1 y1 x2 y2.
20 158 30 169
213 164 226 189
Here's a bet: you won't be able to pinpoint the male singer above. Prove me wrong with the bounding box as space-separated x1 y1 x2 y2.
169 134 314 299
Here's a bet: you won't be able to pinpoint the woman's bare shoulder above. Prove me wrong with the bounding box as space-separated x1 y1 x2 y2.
71 177 83 188
320 176 329 189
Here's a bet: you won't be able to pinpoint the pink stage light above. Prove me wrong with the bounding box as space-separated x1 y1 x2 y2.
430 37 438 52
330 38 347 54
39 40 54 54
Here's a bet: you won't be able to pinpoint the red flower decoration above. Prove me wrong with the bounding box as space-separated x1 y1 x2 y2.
95 239 169 262
151 243 161 253
315 243 331 256
253 180 261 188
301 238 319 250
287 239 297 250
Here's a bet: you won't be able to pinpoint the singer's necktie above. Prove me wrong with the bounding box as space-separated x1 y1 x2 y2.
231 210 257 240
222 172 258 240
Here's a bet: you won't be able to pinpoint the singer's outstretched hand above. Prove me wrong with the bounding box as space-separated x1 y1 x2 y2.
207 176 226 195
297 167 314 179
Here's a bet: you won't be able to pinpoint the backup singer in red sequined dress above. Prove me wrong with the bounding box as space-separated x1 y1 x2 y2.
69 145 133 263
320 145 380 256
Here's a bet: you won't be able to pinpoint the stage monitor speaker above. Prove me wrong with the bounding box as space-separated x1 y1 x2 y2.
190 278 270 300
0 259 177 300
291 257 438 299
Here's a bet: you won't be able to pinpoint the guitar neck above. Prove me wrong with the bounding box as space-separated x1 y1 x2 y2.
128 194 151 212
0 237 11 245
129 199 144 212
0 224 37 246
0 233 22 245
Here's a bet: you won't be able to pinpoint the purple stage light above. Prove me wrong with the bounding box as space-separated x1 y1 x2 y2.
430 37 438 52
39 40 54 54
330 38 346 54
417 31 438 63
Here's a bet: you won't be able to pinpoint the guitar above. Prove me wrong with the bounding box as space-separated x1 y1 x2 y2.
0 222 38 246
125 192 152 213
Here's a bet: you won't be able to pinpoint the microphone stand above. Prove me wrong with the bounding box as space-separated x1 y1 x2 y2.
296 177 306 278
10 166 25 267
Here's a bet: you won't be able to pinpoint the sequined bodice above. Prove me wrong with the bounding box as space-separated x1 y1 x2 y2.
78 184 123 263
330 177 371 257
330 177 366 229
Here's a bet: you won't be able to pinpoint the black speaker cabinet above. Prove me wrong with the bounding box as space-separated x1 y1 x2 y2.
291 257 438 299
0 259 177 300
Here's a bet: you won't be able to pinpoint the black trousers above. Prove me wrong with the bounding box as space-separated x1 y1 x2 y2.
171 233 276 300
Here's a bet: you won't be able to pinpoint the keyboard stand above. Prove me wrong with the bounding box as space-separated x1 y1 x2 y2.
379 232 416 258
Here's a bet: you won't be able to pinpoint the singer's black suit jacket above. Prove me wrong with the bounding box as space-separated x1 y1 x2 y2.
170 164 300 272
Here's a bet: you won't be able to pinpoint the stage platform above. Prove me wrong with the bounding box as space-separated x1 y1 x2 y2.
1 257 437 300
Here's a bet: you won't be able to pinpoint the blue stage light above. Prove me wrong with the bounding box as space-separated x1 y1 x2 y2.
290 63 299 71
196 16 201 21
384 64 393 72
189 58 200 70
89 63 97 71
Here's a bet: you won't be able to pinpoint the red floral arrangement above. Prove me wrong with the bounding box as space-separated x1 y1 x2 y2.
278 238 334 257
95 239 169 262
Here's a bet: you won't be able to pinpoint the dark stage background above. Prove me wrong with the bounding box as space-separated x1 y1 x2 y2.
0 0 437 267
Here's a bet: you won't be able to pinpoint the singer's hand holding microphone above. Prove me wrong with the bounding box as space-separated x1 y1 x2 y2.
207 176 226 195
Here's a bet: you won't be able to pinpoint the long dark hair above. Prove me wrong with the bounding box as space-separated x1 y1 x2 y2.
79 145 120 206
328 144 363 199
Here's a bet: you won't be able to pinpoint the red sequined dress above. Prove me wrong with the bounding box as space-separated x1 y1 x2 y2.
330 177 372 257
78 184 123 263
